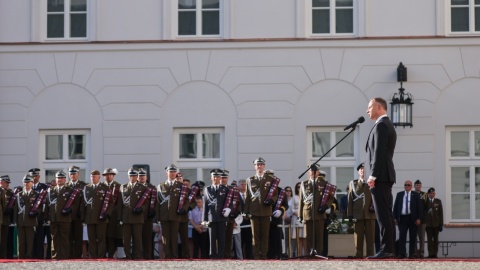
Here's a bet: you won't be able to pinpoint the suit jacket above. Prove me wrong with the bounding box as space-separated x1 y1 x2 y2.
14 190 40 227
204 184 229 222
81 183 112 224
347 179 376 220
425 198 443 228
365 116 397 183
156 180 187 222
118 182 147 224
46 185 74 223
393 191 423 221
244 174 279 217
299 176 334 221
66 180 87 221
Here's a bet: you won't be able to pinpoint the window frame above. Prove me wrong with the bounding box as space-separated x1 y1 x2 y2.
447 0 480 35
175 0 223 39
307 0 357 38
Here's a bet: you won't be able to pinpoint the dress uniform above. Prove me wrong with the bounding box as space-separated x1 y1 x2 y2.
66 165 87 258
0 175 13 258
221 170 235 259
176 172 192 259
28 168 48 259
347 163 376 258
102 168 124 258
244 157 279 260
81 170 113 258
299 164 334 256
157 164 187 259
46 171 74 260
424 188 443 258
14 175 40 259
267 182 289 259
138 168 156 260
204 169 230 259
118 168 147 260
414 179 427 258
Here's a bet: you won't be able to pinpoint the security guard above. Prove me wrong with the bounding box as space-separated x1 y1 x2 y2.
118 168 147 260
102 168 124 258
244 157 279 260
66 165 87 258
46 171 74 260
14 175 40 259
138 168 156 260
28 168 48 259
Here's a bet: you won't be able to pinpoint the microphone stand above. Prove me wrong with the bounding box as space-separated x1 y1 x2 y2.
289 125 357 260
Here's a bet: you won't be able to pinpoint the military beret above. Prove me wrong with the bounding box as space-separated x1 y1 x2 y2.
165 164 178 172
90 170 101 176
194 181 205 189
357 163 364 171
55 171 67 178
0 175 11 183
414 179 422 185
102 168 117 175
427 187 435 194
253 157 265 164
22 175 33 183
68 166 80 174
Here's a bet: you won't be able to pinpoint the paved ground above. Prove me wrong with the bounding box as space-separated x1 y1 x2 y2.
4 259 480 270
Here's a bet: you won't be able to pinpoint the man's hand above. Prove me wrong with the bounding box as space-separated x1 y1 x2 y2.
318 205 328 213
367 177 375 188
272 210 282 218
264 199 274 206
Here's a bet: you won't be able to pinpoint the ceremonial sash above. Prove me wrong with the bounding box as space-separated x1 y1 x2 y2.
223 187 234 209
99 189 112 220
264 176 280 204
6 187 21 210
231 187 240 213
273 188 286 212
111 185 119 206
148 187 157 213
62 188 81 215
176 184 189 214
188 185 199 204
133 187 152 213
318 183 337 211
29 189 46 216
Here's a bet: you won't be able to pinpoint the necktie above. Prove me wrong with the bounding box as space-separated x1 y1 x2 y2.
405 192 410 214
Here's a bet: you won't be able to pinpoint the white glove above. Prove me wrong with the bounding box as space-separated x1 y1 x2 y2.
222 208 231 217
325 208 331 214
273 210 282 218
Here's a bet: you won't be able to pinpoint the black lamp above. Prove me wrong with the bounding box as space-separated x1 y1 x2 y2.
390 62 414 128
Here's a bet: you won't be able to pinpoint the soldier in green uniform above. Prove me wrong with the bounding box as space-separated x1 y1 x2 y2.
176 172 191 259
221 170 235 259
244 157 279 260
413 179 427 258
138 168 156 260
102 168 124 258
299 164 334 256
0 175 8 258
347 163 376 258
66 166 87 258
81 170 112 258
425 188 443 258
46 171 74 260
118 168 147 260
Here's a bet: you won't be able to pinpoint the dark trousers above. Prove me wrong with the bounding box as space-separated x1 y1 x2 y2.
267 223 283 259
241 225 253 259
374 220 381 253
426 227 440 257
210 221 226 258
371 181 395 254
17 226 35 259
225 222 234 258
142 221 154 259
322 225 329 257
178 221 189 258
51 222 71 260
32 222 45 259
192 229 209 258
397 215 417 257
44 224 52 259
122 223 143 259
0 225 10 258
70 220 83 258
87 223 107 258
305 219 324 255
161 220 179 259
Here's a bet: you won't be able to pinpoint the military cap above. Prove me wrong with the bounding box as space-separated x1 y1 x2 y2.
221 170 229 177
68 166 80 174
165 164 178 172
127 168 138 176
319 170 327 177
28 168 40 177
23 175 33 182
414 179 422 185
427 187 435 194
265 169 275 175
253 157 265 164
55 171 67 178
0 175 11 183
176 172 183 178
90 170 101 176
309 164 320 171
102 168 117 175
138 168 147 176
210 169 222 176
193 181 205 189
357 163 365 171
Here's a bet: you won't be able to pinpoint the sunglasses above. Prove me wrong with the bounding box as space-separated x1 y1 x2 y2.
285 189 292 192
404 184 411 186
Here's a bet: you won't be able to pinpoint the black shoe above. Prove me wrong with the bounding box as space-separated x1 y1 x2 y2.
366 251 394 259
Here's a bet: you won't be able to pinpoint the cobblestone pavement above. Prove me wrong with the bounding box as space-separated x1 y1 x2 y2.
4 259 480 270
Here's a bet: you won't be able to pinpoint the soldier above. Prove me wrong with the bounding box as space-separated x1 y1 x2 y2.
425 188 443 258
347 163 376 258
204 169 229 259
102 168 124 258
0 175 8 258
299 164 334 257
221 170 235 259
157 164 188 259
28 168 48 259
176 172 191 259
244 157 278 260
119 168 147 259
238 179 253 259
14 175 41 258
81 170 112 258
413 179 427 258
66 165 87 258
267 170 289 259
138 168 156 260
46 171 74 260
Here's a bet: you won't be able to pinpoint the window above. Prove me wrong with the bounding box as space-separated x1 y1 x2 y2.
307 127 359 201
178 0 220 36
47 0 87 39
447 128 480 221
311 0 354 35
174 128 224 181
40 130 90 183
450 0 480 33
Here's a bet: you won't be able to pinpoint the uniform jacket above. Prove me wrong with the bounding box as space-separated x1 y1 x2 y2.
118 182 147 224
204 184 229 222
156 180 187 222
244 174 279 217
299 176 334 221
142 182 156 222
425 198 443 228
270 187 289 225
0 188 7 224
104 180 122 238
32 182 48 223
46 185 74 223
347 179 376 220
81 183 112 224
393 190 423 222
365 116 397 183
416 190 427 223
14 190 40 227
66 180 87 220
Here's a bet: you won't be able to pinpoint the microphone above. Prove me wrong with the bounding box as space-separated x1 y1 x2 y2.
343 116 365 131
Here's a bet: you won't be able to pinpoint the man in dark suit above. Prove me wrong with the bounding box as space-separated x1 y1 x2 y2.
238 179 253 259
393 180 422 258
365 97 397 259
0 175 11 259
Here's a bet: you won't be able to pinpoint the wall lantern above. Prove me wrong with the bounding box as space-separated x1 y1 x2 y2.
390 62 414 128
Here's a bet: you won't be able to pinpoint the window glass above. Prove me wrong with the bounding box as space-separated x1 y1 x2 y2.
202 133 220 158
336 0 353 7
451 6 469 31
312 132 330 158
71 13 86 37
46 135 63 160
180 134 197 159
451 194 470 219
451 131 469 157
71 0 86 11
203 0 219 8
312 10 330 33
336 9 353 33
336 131 354 157
313 0 330 7
336 167 353 193
48 0 64 11
451 167 469 192
202 10 220 35
47 14 65 38
68 135 86 159
475 131 480 156
179 0 196 9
